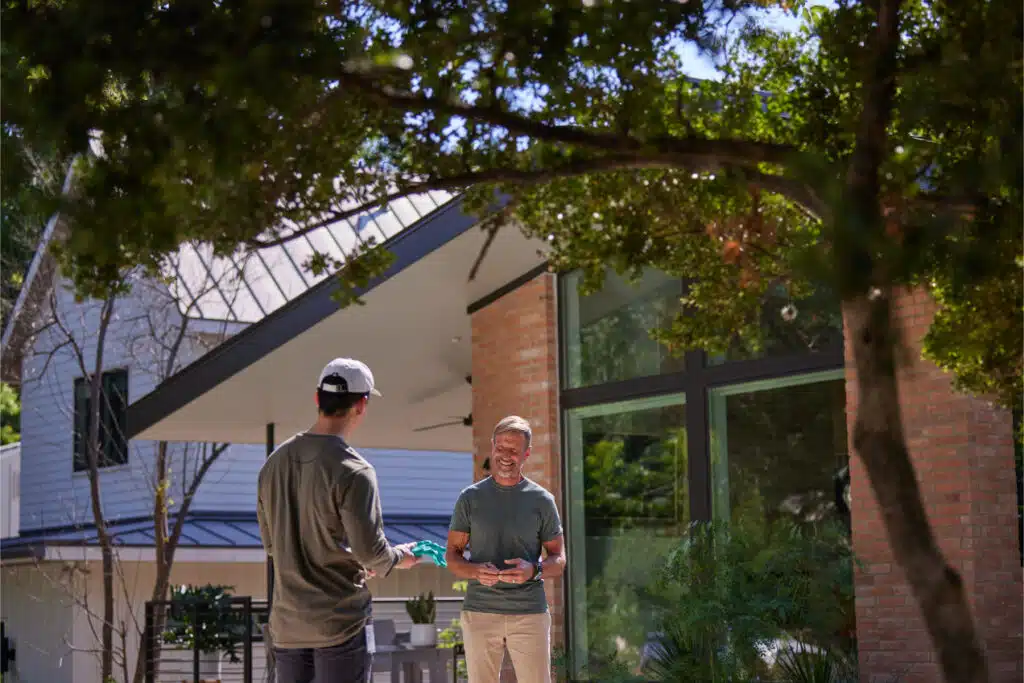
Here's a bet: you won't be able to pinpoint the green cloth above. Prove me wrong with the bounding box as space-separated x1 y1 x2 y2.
412 540 448 567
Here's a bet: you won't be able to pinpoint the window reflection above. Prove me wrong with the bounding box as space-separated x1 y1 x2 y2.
562 269 685 388
709 374 855 649
710 374 849 531
566 396 688 674
715 284 843 363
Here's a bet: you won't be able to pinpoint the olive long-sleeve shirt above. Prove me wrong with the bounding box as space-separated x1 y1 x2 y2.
257 431 402 648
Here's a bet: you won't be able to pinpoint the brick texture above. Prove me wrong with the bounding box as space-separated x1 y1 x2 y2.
470 272 563 680
845 288 1023 683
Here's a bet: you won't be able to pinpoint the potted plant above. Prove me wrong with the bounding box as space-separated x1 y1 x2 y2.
405 591 437 647
161 584 248 680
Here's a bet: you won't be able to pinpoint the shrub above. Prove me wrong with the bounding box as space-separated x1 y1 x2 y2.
161 584 248 664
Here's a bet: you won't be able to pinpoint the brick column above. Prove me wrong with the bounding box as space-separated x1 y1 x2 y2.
845 288 1023 683
470 272 564 673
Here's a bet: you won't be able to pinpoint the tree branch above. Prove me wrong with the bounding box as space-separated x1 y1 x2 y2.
251 156 826 249
336 67 799 167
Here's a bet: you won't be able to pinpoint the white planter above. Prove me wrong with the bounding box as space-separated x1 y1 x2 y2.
409 623 437 647
196 650 223 680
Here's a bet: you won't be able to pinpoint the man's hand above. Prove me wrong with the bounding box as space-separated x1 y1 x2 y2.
499 558 534 585
475 562 501 587
394 542 428 569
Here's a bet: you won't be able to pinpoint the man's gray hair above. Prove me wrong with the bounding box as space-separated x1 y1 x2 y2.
492 415 532 450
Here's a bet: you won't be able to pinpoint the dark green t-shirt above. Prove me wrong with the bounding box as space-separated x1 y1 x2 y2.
257 432 402 648
450 477 562 615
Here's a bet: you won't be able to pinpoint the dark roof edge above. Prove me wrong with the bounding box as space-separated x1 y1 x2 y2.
126 195 492 439
0 162 78 383
1 511 452 546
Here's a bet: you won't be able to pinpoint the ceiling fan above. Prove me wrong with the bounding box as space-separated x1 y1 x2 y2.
414 413 473 432
412 374 473 432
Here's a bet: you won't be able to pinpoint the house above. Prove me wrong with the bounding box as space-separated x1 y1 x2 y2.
0 191 471 683
1 179 1021 683
122 194 1022 683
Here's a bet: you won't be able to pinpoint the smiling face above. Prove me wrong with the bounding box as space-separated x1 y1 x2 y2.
491 430 530 484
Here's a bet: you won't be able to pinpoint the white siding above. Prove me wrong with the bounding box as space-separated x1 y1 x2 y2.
0 564 78 683
0 442 20 538
20 278 169 530
17 276 256 529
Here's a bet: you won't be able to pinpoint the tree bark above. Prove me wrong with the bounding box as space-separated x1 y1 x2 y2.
82 296 118 682
838 0 989 680
845 295 988 682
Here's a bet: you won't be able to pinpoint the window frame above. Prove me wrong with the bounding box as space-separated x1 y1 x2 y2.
72 368 130 473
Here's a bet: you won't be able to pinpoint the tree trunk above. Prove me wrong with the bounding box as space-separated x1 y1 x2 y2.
844 294 988 683
132 442 228 683
132 441 172 683
86 374 115 682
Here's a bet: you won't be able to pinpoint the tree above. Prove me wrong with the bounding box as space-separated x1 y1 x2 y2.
0 126 65 332
3 1 1021 680
0 382 20 445
22 256 248 682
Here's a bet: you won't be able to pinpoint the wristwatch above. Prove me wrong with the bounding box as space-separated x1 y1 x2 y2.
533 561 544 581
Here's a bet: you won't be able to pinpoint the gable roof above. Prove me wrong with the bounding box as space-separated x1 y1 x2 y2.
126 194 504 445
0 177 456 382
166 191 453 324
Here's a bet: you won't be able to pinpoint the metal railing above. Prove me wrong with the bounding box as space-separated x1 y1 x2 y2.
143 597 263 683
144 596 466 683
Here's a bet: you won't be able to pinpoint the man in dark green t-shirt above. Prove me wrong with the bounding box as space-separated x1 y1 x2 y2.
257 357 425 683
445 416 567 683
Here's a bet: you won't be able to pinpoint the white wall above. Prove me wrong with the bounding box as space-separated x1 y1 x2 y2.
0 442 20 538
0 563 78 683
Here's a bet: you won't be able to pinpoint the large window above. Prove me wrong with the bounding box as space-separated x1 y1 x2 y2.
710 371 850 531
565 395 688 673
562 268 685 389
73 369 129 472
559 267 849 678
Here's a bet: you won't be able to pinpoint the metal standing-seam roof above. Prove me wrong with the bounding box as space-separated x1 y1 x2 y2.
0 510 451 559
165 192 455 324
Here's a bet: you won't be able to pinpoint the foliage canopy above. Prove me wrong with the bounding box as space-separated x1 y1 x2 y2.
3 0 1019 406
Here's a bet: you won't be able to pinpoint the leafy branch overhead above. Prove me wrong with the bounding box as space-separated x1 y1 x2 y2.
4 0 1019 407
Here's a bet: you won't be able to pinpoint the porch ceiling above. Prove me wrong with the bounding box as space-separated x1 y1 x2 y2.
128 202 546 451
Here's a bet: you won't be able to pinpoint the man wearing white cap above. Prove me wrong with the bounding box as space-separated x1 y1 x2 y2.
257 358 424 683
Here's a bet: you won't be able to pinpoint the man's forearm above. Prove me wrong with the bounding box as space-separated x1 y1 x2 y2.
540 554 566 580
445 550 480 580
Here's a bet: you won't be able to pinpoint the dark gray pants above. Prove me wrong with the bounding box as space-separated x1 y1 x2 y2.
274 629 372 683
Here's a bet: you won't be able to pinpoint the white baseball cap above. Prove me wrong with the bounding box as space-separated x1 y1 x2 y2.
317 358 381 397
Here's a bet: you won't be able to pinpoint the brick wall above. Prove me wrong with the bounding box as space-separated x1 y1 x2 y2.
845 288 1023 683
470 272 564 678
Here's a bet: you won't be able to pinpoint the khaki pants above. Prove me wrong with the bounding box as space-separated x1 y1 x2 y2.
461 610 551 683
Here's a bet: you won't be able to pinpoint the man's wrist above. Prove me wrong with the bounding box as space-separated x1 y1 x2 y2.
533 560 544 580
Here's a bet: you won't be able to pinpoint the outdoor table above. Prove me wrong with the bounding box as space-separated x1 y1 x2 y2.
375 643 449 683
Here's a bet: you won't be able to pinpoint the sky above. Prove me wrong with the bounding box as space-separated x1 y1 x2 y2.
677 0 836 81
